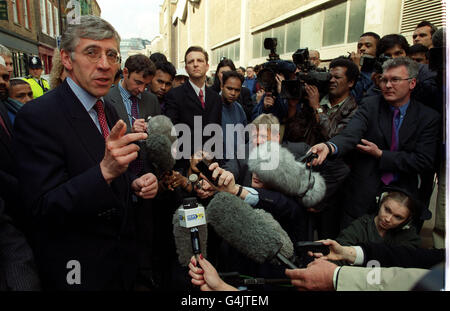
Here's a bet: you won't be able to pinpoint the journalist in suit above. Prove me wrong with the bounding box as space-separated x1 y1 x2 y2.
104 54 161 135
12 16 158 290
310 57 440 229
164 46 222 165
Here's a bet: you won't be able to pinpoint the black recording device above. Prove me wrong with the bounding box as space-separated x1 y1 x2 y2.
257 38 297 97
195 158 219 187
298 152 318 164
281 48 331 100
295 241 330 267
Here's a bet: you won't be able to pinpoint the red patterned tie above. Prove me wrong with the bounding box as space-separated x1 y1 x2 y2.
94 100 110 139
199 89 205 109
0 114 11 138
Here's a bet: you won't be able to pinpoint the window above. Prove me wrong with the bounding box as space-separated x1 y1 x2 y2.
286 19 301 53
23 0 29 29
347 0 366 43
252 32 261 58
12 0 19 24
47 0 54 37
40 0 47 34
273 25 285 55
301 11 323 50
54 6 60 37
212 41 240 66
322 2 347 46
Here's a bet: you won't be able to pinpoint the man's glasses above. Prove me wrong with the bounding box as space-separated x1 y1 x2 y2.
81 47 121 65
379 77 412 86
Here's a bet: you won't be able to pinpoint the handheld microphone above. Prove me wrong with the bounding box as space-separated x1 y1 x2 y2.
206 192 297 269
173 197 207 266
248 141 326 208
145 115 177 178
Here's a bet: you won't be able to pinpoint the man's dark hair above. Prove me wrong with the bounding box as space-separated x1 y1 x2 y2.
377 34 410 57
124 54 156 77
150 52 168 64
155 61 176 79
360 32 381 41
222 70 244 86
416 21 438 36
238 66 245 72
10 78 30 88
329 57 360 84
184 46 209 63
408 44 429 56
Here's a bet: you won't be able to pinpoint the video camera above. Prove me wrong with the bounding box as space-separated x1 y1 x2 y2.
281 48 331 100
257 38 297 97
357 53 392 73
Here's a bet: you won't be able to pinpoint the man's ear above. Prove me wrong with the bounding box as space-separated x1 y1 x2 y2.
409 77 417 90
60 49 73 71
122 67 129 80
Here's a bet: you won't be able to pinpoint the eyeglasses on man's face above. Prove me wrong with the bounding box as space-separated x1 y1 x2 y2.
379 77 412 86
81 46 121 65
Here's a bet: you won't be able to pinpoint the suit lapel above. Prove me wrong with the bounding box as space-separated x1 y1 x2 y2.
108 86 132 132
185 82 204 110
378 99 393 148
60 81 106 163
398 100 418 149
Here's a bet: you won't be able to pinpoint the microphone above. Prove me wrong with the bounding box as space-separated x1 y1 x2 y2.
248 141 326 208
145 115 177 178
172 197 208 266
206 192 297 269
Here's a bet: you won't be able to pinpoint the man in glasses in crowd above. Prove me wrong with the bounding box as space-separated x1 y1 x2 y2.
12 16 159 290
309 57 440 230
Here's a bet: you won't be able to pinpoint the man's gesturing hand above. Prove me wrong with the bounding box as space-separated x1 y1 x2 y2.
100 120 148 184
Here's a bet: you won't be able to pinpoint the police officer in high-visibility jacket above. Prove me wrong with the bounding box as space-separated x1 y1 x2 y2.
24 56 50 99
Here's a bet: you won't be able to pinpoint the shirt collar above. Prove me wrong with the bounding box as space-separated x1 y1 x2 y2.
391 100 410 116
320 95 350 110
189 80 205 97
119 79 142 100
66 77 101 111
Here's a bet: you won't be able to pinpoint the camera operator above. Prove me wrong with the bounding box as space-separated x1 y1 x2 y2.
251 63 296 122
285 57 359 146
349 32 380 104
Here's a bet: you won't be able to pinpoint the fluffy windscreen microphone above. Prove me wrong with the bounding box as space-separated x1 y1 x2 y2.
172 209 208 267
248 141 326 208
145 115 177 177
206 192 297 269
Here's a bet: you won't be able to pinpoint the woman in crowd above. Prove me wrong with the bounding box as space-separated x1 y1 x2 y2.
336 190 421 248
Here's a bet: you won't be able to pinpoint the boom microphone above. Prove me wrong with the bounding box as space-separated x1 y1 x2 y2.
206 192 297 269
172 198 208 266
248 141 326 207
145 115 176 177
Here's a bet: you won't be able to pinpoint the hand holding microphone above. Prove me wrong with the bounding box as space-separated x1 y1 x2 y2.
188 255 238 291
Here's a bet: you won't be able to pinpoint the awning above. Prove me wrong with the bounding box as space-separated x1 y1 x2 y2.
172 0 187 24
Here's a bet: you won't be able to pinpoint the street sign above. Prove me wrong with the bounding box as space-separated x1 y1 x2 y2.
0 1 8 21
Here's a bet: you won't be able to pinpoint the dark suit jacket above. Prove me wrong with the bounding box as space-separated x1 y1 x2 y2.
12 80 140 290
0 101 19 221
165 81 222 145
0 197 41 290
104 85 161 133
330 95 441 221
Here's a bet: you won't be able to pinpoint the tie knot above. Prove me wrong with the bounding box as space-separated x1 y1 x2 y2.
94 100 104 112
199 89 204 98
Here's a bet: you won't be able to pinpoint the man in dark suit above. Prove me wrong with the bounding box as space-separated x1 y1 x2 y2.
104 53 160 135
164 46 222 167
310 57 440 230
104 54 161 288
12 16 159 290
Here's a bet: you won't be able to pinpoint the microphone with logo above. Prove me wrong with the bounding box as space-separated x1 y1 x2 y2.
173 197 208 266
206 192 298 269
